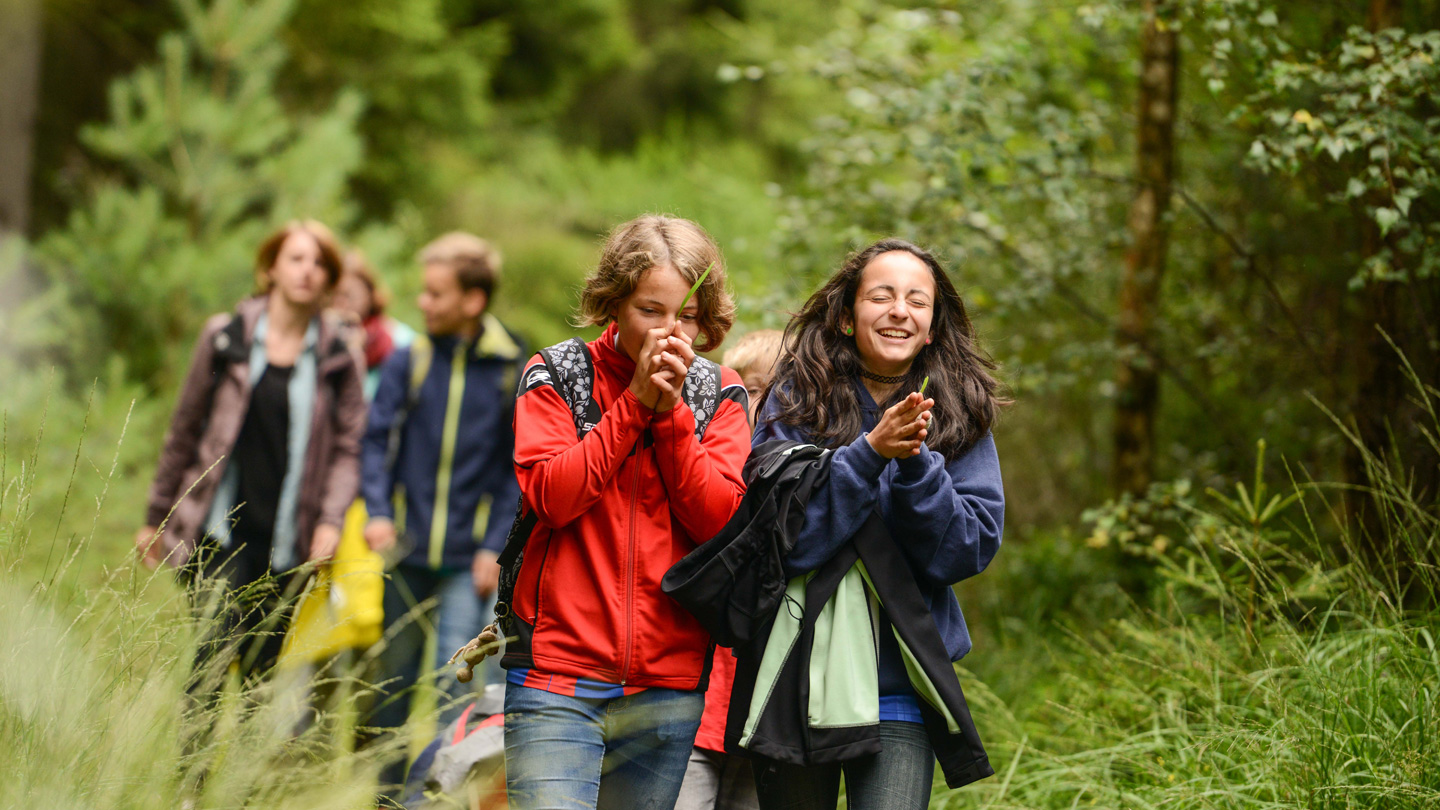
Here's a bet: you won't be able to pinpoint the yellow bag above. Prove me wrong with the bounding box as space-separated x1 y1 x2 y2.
279 500 385 667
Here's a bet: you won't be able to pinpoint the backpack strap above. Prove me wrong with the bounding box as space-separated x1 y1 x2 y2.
385 335 433 470
682 357 723 441
536 337 601 438
198 312 249 418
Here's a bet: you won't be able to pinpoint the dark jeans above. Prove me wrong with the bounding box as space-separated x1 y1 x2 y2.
504 683 705 810
188 540 306 684
752 722 935 810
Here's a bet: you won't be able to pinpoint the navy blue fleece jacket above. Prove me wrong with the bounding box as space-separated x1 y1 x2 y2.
752 376 1003 695
361 323 524 571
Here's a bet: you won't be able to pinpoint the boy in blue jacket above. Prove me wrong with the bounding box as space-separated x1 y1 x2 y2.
360 232 525 780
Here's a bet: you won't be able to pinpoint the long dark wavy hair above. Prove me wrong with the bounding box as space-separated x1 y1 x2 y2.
759 239 1006 462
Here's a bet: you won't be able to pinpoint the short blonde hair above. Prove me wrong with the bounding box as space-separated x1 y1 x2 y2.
722 329 784 376
419 232 502 296
577 215 735 352
255 220 344 294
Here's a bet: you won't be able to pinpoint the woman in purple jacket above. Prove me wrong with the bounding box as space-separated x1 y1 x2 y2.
751 238 1006 810
136 220 367 682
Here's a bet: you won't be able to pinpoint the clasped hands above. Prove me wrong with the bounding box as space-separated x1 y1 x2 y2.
865 391 934 459
628 321 695 413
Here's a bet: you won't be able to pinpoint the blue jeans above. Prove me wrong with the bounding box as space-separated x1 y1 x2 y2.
752 722 935 810
504 683 705 810
371 563 497 785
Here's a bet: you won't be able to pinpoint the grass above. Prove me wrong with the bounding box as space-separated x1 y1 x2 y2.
937 381 1440 808
0 374 410 810
3 358 1438 809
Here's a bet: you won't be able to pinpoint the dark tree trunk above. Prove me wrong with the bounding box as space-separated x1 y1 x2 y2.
0 0 43 237
1113 0 1179 497
1346 0 1436 583
1368 0 1401 29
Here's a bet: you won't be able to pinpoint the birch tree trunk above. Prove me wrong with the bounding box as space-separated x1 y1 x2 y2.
1113 0 1179 497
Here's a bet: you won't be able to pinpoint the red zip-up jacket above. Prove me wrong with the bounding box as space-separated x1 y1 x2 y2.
504 323 751 690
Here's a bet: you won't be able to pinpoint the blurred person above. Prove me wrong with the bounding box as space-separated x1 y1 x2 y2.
673 328 782 810
747 239 1006 810
360 232 527 791
499 215 751 810
332 250 417 399
135 220 367 681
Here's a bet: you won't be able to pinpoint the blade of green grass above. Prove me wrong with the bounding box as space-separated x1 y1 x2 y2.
678 262 714 314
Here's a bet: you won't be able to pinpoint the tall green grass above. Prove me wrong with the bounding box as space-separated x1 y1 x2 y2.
0 382 400 810
944 378 1440 807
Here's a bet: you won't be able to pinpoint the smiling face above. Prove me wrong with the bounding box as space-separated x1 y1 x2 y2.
845 250 936 376
266 231 331 309
613 264 702 363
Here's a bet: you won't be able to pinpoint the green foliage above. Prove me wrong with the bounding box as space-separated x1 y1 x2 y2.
282 0 504 216
28 0 369 389
1235 21 1440 285
955 424 1440 809
769 0 1440 518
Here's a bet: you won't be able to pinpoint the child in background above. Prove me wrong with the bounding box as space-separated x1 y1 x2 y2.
674 328 782 810
332 250 416 399
360 232 526 791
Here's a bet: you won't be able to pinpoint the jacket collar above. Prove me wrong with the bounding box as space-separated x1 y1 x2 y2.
475 313 522 361
215 295 353 371
593 322 636 383
427 313 523 363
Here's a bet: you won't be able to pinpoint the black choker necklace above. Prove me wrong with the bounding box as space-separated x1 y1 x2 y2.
858 369 906 385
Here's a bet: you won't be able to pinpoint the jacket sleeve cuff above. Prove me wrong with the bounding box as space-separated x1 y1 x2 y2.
618 386 657 421
895 444 941 480
145 502 171 528
842 434 890 480
648 401 695 443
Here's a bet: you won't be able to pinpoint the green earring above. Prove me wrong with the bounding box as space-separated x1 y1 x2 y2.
843 326 853 336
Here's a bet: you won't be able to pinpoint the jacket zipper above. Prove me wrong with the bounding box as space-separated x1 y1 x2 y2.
429 347 468 569
621 445 641 685
530 529 552 624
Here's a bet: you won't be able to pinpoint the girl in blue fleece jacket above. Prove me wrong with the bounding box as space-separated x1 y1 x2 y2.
751 238 1006 810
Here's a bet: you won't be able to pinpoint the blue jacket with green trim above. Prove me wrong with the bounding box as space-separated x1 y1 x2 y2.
361 317 526 570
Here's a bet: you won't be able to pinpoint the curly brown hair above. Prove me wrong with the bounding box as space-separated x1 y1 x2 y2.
760 239 1007 461
576 215 735 352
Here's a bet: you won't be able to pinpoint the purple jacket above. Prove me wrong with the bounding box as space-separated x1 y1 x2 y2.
144 296 367 567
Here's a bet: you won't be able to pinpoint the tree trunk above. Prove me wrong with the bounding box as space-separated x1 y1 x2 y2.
1347 0 1420 572
0 0 44 237
1113 0 1179 497
1368 0 1401 30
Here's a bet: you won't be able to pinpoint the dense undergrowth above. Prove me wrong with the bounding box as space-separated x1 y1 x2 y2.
2 373 1437 809
948 390 1440 808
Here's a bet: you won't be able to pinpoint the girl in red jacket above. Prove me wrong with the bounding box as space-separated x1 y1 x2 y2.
502 215 751 810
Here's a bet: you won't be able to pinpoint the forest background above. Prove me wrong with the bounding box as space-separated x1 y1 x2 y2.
1 0 1438 808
